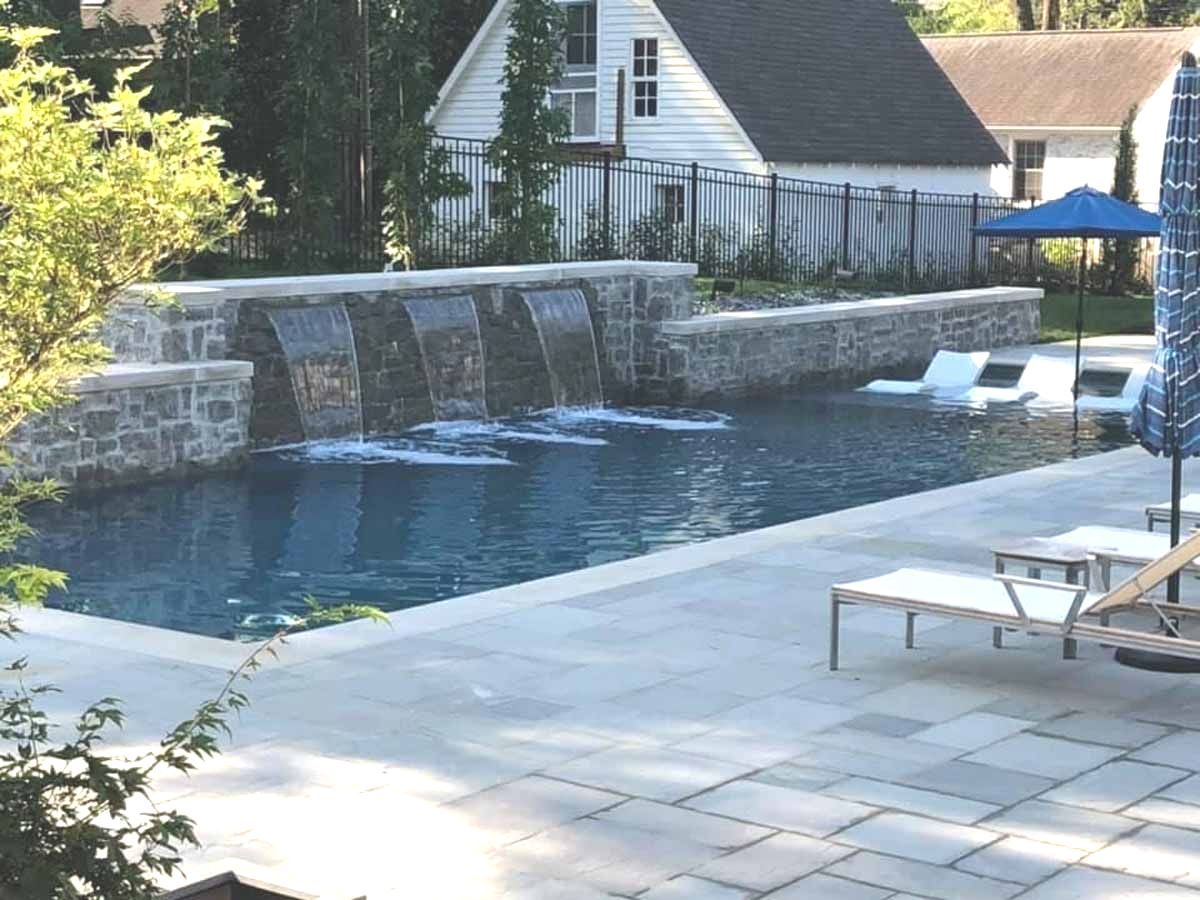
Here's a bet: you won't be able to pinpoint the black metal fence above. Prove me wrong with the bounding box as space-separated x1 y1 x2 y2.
215 135 1156 293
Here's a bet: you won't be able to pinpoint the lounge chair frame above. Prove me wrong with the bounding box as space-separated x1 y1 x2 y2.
829 530 1200 670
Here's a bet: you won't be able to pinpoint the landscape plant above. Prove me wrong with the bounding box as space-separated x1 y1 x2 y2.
487 0 570 263
1103 107 1143 295
0 22 371 898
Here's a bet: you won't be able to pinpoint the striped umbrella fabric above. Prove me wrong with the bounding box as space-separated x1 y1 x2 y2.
1132 65 1200 458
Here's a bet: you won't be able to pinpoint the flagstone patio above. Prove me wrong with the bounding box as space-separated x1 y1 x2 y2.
13 445 1200 899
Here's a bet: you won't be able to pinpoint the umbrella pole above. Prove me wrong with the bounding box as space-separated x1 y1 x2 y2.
1170 451 1183 605
1073 238 1087 402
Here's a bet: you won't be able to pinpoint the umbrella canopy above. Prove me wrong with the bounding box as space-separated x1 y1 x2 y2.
973 186 1161 240
1128 60 1200 632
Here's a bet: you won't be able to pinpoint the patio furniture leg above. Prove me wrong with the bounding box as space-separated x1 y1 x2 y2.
1064 566 1082 660
993 626 1003 648
905 612 916 649
829 596 840 671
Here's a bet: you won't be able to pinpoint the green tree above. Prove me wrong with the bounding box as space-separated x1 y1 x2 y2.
488 0 569 263
155 0 232 116
373 0 469 269
1104 107 1141 295
0 22 264 897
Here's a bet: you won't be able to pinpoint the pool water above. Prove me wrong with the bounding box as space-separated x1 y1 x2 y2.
23 393 1133 639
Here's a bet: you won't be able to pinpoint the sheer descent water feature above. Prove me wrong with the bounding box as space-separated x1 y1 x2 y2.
521 289 605 409
403 295 489 421
266 304 364 441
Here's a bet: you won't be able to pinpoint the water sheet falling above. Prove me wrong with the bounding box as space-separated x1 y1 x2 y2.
404 295 489 421
521 288 605 408
267 303 364 442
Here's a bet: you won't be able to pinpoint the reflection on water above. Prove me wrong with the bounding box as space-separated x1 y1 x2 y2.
24 393 1133 639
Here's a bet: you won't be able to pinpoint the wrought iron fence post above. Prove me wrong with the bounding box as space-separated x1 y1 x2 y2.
969 192 980 287
841 182 852 272
602 154 613 260
689 162 700 266
906 188 918 291
768 172 780 281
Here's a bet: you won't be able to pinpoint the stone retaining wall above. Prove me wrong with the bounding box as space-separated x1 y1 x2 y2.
647 287 1042 402
7 363 253 489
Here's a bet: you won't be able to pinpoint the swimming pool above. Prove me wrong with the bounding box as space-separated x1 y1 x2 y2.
24 393 1133 639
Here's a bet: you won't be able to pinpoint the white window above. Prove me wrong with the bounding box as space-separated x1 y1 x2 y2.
552 1 599 141
632 38 659 119
658 184 684 224
1013 140 1046 202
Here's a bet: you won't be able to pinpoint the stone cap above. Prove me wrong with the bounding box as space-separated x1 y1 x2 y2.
123 261 699 307
75 361 253 394
659 286 1043 336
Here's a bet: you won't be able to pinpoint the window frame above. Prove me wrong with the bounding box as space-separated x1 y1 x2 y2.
1013 139 1046 202
552 0 600 142
631 37 660 120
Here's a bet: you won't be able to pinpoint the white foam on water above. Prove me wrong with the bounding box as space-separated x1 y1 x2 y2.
410 420 610 446
548 407 733 431
280 439 515 467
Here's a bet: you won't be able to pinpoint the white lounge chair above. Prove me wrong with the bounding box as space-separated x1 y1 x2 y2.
1146 493 1200 531
944 353 1078 406
829 529 1200 671
1076 365 1150 414
859 350 989 396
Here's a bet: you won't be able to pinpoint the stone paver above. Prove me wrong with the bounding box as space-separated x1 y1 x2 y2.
1022 866 1200 898
684 780 876 837
963 733 1123 780
1034 713 1170 748
1042 760 1189 813
844 712 930 738
955 836 1085 885
900 760 1056 805
1127 797 1200 830
856 681 1001 723
835 811 999 864
691 832 853 892
1164 774 1200 806
825 851 1025 900
640 875 753 899
1135 731 1200 769
543 745 751 803
761 873 892 899
445 776 622 847
821 777 1000 824
592 799 771 850
912 712 1033 751
983 799 1140 851
1086 824 1200 886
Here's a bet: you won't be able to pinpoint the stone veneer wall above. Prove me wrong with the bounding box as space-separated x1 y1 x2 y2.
6 363 253 489
646 287 1042 402
108 263 697 448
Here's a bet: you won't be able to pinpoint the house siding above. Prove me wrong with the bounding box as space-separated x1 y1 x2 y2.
775 163 992 195
987 131 1117 203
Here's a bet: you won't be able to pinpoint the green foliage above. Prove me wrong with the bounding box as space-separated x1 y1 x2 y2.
901 0 1200 32
155 0 232 117
373 0 470 270
1104 107 1142 295
487 0 569 263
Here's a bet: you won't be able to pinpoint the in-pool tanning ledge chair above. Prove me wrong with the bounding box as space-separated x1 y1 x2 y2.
859 350 990 396
829 529 1200 671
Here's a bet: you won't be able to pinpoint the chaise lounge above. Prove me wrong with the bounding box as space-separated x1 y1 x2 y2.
941 353 1077 407
859 350 990 396
829 529 1200 671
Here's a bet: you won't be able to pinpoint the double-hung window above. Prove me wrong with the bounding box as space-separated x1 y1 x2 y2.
551 1 598 141
1013 140 1046 202
632 38 659 119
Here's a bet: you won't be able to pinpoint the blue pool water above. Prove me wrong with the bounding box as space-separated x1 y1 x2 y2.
24 393 1134 639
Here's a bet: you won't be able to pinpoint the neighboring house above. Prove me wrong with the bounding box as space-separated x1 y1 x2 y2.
924 27 1200 205
79 0 168 47
431 0 1006 193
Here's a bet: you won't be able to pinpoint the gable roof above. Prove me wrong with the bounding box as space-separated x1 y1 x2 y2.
652 0 1006 167
80 0 167 30
923 28 1200 129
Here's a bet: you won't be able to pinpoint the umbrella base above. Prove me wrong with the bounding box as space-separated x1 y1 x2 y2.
1114 645 1200 673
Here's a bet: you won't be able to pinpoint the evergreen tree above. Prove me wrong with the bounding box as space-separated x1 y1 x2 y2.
1104 107 1141 295
155 0 232 116
488 0 569 264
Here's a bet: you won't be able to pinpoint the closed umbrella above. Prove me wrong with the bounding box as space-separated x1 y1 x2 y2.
975 186 1160 403
1130 55 1200 658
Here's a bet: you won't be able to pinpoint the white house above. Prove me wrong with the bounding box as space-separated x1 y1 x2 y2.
431 0 1006 193
924 27 1200 205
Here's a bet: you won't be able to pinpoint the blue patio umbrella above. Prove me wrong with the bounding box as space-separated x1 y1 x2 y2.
1132 55 1200 614
975 186 1160 403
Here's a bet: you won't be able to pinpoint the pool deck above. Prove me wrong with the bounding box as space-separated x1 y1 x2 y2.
12 444 1200 899
990 334 1155 372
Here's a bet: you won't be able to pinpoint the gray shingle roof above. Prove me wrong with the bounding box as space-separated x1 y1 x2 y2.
653 0 1007 167
923 28 1200 128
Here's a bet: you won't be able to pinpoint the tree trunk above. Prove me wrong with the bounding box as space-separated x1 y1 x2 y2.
1041 0 1060 29
1011 0 1036 29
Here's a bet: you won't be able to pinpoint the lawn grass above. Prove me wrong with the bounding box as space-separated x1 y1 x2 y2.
1039 291 1154 343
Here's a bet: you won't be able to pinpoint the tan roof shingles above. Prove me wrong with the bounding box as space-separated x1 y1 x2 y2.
923 28 1200 129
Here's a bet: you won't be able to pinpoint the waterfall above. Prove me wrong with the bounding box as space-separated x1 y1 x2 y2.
403 295 489 421
521 289 605 409
267 303 364 442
